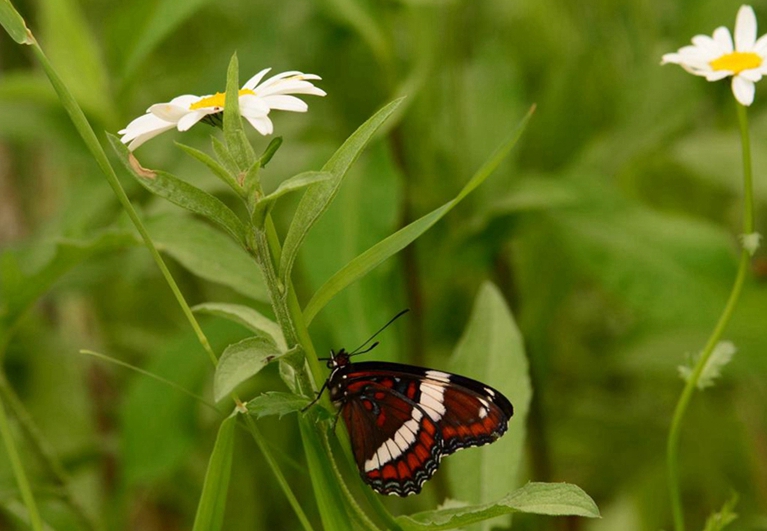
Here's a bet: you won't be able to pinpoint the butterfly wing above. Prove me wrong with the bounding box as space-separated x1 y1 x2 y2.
340 378 442 496
339 362 513 495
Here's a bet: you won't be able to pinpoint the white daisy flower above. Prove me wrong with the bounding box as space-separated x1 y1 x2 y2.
119 68 326 150
661 5 767 106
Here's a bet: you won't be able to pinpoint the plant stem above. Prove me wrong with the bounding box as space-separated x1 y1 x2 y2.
0 394 44 531
666 102 755 531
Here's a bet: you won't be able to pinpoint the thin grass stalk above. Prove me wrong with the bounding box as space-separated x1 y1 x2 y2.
666 102 756 531
0 394 44 531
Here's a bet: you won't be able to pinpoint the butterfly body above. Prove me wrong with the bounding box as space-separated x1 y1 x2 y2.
325 348 513 496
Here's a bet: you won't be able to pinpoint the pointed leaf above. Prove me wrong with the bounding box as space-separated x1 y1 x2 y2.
303 106 534 324
396 483 599 531
253 171 333 226
279 98 404 285
223 53 256 170
109 134 247 247
192 302 286 350
446 282 532 531
246 392 311 419
192 413 237 531
176 142 244 198
0 0 32 44
299 419 353 531
214 337 283 401
145 214 267 302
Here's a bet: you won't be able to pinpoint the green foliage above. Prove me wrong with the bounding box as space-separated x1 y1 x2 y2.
396 483 599 530
192 413 237 531
246 391 311 419
214 336 283 401
446 282 532 531
3 0 766 530
702 493 738 531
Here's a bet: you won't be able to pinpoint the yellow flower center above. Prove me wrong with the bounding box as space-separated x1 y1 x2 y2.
189 89 256 110
709 51 763 73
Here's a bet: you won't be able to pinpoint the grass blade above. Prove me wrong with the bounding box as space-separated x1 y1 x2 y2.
192 413 237 531
279 98 404 285
303 105 534 324
0 396 43 531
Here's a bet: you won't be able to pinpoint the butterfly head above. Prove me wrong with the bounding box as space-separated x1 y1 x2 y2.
324 348 351 369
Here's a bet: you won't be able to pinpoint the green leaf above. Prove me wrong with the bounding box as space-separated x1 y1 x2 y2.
192 302 286 350
223 53 256 171
303 106 534 324
176 142 244 198
192 413 237 531
299 419 353 531
246 391 311 419
279 98 404 286
259 136 283 167
212 136 240 176
396 482 599 531
121 0 214 79
214 337 283 402
446 282 532 531
145 214 267 302
109 134 247 248
0 0 32 44
253 171 333 226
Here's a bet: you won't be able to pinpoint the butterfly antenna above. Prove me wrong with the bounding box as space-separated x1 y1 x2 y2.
349 309 410 356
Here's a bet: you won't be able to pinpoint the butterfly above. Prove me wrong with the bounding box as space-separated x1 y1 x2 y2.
311 311 514 496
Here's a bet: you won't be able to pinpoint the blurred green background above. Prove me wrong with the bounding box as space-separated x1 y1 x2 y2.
1 0 767 529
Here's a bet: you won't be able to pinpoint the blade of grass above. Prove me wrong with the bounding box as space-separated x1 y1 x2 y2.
80 349 219 413
0 396 43 531
304 105 535 324
299 417 354 531
279 98 404 286
192 414 237 531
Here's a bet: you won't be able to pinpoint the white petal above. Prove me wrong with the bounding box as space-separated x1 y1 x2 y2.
119 113 176 150
150 101 196 122
692 34 725 55
661 52 682 65
239 94 270 115
740 68 763 82
262 94 309 112
713 26 734 53
735 5 758 51
705 70 732 81
243 68 272 90
177 111 209 131
732 75 755 105
244 114 274 135
753 33 767 54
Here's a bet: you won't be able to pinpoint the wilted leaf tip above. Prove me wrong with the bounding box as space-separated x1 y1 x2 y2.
128 153 156 179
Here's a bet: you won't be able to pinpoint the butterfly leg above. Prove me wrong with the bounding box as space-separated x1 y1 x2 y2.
301 378 330 412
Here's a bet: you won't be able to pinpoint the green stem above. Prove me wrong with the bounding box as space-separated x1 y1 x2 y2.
29 41 218 369
666 102 755 531
0 394 44 531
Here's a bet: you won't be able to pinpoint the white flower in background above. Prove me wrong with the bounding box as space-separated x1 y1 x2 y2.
661 5 767 106
119 68 326 150
740 231 762 255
